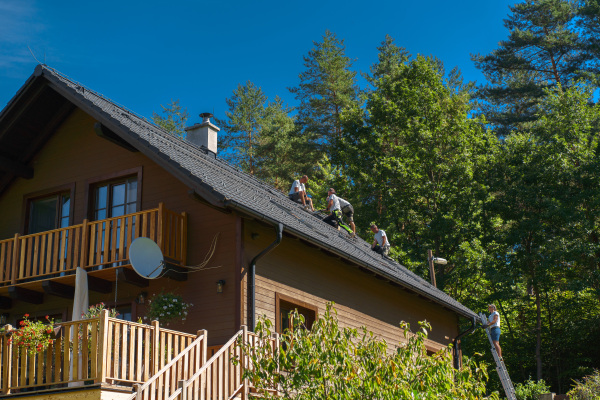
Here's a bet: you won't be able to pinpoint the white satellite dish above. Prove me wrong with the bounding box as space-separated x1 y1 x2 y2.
129 237 164 279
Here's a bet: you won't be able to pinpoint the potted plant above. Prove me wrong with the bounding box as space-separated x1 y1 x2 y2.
145 292 192 326
8 314 55 355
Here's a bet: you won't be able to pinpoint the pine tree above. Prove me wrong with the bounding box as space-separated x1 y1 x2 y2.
152 99 189 138
472 0 590 135
289 30 358 154
217 81 268 175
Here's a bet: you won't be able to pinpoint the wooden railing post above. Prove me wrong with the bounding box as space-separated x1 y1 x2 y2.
97 310 109 384
2 325 13 394
241 325 248 400
133 383 142 400
179 379 188 400
80 219 89 269
197 329 207 369
157 203 165 251
271 332 280 396
152 320 160 376
10 234 19 285
181 212 188 265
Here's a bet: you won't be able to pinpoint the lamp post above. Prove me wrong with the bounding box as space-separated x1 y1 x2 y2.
427 250 447 288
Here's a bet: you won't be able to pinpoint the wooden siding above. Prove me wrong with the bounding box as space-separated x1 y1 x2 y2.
0 109 237 345
243 221 459 352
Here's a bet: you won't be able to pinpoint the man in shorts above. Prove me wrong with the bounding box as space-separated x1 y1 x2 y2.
288 175 314 211
322 188 354 237
484 304 502 360
337 195 356 236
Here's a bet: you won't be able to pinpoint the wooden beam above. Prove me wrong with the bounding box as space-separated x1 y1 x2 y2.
87 275 112 293
42 280 75 299
94 122 138 152
117 267 149 288
0 156 33 179
8 286 43 304
0 296 12 309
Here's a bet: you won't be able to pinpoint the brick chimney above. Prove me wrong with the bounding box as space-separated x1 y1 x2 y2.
185 113 220 154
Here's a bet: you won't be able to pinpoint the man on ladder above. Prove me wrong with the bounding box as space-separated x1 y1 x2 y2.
483 304 502 360
479 305 516 400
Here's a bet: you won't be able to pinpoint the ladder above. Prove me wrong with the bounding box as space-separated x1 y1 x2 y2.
479 312 517 400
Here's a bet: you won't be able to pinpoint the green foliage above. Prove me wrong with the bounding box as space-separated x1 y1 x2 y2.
341 51 496 300
568 370 600 399
514 378 551 400
218 83 312 191
152 99 189 138
237 303 496 400
8 314 55 355
472 0 595 135
290 30 358 154
81 302 119 319
145 292 191 326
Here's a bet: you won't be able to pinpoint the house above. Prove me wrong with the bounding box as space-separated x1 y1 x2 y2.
0 65 478 399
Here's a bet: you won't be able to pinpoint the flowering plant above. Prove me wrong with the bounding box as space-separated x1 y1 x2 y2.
82 303 119 319
145 292 192 326
8 314 55 355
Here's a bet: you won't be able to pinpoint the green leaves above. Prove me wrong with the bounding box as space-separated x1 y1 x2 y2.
152 99 189 138
238 303 495 400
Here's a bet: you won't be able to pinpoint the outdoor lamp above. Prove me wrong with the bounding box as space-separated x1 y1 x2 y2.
216 280 226 293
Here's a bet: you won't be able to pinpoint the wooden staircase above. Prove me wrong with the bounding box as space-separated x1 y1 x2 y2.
129 326 279 400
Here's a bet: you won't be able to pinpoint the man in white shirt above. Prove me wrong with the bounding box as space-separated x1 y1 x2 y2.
484 304 502 360
322 188 354 237
370 224 390 256
337 196 356 235
288 175 314 211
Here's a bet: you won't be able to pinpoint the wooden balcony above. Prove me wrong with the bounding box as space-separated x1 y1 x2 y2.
0 311 201 394
0 203 187 299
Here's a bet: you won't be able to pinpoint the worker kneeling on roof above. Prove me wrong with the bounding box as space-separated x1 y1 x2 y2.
370 224 390 256
288 175 314 211
323 188 354 237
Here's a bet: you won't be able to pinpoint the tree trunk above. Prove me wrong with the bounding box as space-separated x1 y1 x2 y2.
535 288 543 380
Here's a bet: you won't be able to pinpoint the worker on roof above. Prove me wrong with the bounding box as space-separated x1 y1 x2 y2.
370 224 390 256
323 188 354 237
289 175 314 211
337 194 356 236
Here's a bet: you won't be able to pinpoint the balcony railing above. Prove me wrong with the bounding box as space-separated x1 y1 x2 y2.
0 203 187 286
0 310 201 394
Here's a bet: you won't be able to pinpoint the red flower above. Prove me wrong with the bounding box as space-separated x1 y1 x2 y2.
23 314 29 318
19 321 25 326
45 315 49 320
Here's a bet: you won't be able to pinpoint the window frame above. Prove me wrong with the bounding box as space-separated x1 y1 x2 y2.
84 167 143 221
22 183 76 235
275 293 318 334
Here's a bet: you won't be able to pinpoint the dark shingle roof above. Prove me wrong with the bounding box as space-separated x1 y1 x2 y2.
24 65 476 319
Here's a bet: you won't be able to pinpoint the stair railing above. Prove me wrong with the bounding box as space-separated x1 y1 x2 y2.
130 329 207 400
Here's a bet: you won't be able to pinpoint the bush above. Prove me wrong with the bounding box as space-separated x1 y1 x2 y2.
568 370 600 400
514 378 551 400
237 302 498 400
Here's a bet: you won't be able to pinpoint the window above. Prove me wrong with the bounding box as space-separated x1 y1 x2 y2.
275 293 317 333
93 176 138 220
26 191 71 234
85 167 142 221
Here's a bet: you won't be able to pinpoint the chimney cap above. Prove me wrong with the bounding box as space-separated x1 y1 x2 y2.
200 112 214 120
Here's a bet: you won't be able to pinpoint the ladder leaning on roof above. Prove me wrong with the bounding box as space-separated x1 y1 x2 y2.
479 312 517 400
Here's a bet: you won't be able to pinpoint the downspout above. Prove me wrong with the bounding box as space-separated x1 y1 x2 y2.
248 222 284 331
453 315 477 369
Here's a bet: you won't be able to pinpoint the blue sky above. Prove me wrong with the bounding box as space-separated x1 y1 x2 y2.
0 0 515 125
